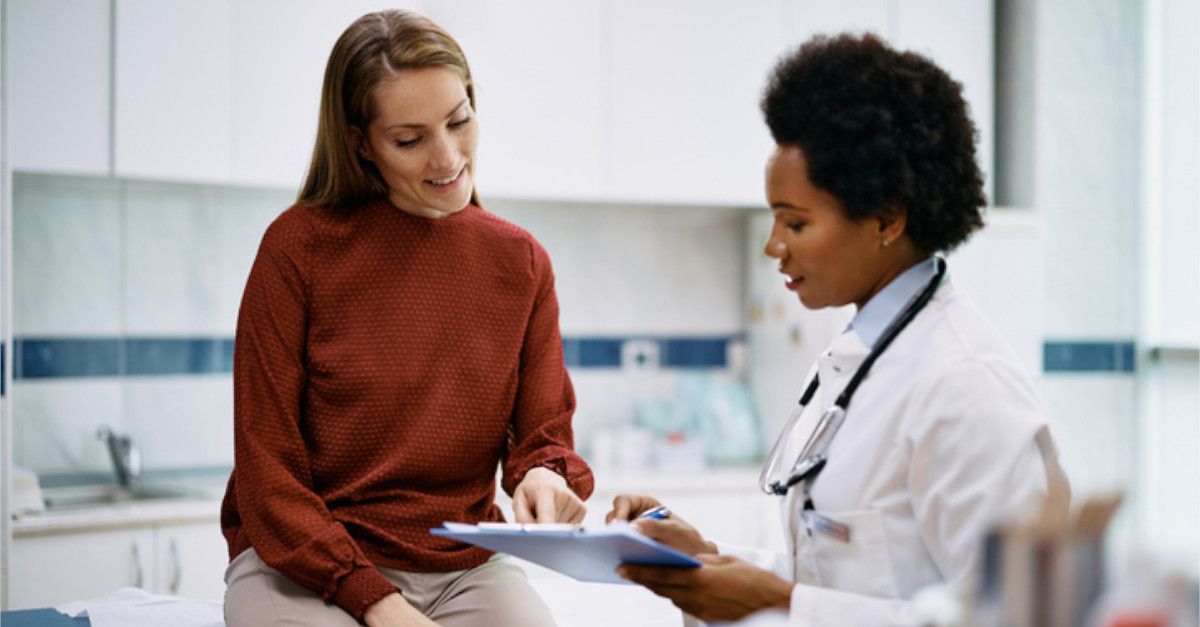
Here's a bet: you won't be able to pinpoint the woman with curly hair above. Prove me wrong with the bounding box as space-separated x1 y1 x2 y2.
607 33 1069 626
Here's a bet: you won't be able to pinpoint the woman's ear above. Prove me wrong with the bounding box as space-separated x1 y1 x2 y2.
349 126 371 162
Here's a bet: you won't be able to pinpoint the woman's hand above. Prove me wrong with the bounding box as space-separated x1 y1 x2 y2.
606 494 717 557
512 467 586 524
363 592 439 626
617 554 793 623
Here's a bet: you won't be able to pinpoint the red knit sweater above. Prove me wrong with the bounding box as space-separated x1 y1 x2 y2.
220 201 593 620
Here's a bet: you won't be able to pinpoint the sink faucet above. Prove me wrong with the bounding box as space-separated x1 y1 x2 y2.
97 425 142 489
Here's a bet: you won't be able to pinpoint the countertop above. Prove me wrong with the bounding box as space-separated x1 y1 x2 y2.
12 464 767 537
12 467 230 538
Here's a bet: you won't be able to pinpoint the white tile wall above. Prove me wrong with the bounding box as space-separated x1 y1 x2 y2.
13 176 122 336
124 185 223 335
1036 0 1142 339
1137 356 1200 565
12 175 291 473
124 375 235 470
12 379 124 472
487 198 747 336
214 187 293 332
12 183 751 474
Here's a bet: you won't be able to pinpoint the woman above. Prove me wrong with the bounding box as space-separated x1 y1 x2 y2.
220 10 593 627
608 33 1069 626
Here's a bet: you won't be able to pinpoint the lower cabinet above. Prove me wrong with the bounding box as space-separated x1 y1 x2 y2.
10 519 227 610
151 521 229 602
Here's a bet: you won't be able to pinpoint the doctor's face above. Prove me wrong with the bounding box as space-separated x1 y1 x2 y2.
763 144 894 311
355 66 478 218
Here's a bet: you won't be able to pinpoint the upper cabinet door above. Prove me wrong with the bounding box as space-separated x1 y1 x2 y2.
782 0 890 42
893 0 994 201
230 1 414 191
606 0 787 207
9 0 112 176
427 0 607 203
113 0 235 183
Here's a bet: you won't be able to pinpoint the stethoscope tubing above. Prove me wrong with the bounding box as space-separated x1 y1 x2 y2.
758 257 948 497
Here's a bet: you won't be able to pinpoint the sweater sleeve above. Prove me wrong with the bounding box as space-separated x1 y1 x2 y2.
231 212 397 621
500 242 595 499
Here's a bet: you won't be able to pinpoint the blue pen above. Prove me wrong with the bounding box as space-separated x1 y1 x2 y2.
638 505 671 520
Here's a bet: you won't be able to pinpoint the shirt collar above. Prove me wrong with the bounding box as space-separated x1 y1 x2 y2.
847 257 939 348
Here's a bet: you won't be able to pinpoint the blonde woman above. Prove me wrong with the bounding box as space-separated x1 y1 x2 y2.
221 10 592 627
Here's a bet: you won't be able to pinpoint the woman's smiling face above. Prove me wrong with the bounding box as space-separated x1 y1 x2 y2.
763 144 902 311
355 66 478 218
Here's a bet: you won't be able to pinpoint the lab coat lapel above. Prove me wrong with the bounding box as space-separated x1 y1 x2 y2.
815 329 870 408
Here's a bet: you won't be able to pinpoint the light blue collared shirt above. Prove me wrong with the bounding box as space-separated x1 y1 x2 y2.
847 257 940 348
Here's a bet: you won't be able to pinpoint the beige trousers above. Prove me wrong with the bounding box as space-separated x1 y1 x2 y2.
223 548 557 627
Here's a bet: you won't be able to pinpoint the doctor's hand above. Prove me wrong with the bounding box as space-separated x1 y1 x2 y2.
606 494 717 557
513 467 586 524
617 554 793 623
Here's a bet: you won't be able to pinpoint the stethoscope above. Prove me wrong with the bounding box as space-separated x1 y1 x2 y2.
757 257 948 503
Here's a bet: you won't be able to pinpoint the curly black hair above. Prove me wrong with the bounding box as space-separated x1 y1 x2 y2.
761 33 986 253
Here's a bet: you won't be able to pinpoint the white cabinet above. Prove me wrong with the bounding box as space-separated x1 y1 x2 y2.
152 521 229 602
429 0 609 202
8 1 994 201
113 0 235 183
453 0 992 207
9 518 226 610
229 0 413 190
893 0 995 201
605 0 786 207
10 527 156 610
8 0 112 176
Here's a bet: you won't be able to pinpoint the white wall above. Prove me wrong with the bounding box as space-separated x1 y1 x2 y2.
8 175 752 474
1136 0 1200 574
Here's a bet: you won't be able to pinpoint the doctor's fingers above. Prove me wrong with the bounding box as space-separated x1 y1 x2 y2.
605 494 663 522
623 557 789 622
631 518 717 557
617 563 702 589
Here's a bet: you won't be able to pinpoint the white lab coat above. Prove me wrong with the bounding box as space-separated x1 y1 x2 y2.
715 278 1070 627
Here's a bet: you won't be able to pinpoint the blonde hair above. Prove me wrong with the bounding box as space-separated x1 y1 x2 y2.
298 10 480 208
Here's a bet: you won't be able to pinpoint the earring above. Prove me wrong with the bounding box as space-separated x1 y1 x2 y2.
881 239 890 248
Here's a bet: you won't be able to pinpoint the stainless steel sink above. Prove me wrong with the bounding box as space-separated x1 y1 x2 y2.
40 483 199 510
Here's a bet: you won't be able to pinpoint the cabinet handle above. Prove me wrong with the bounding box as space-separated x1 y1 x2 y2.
169 538 182 594
132 542 144 589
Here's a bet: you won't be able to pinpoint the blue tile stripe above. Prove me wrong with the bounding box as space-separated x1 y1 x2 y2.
567 338 625 368
18 338 121 378
10 337 1143 378
15 337 228 379
1043 340 1136 373
11 335 742 378
662 338 728 368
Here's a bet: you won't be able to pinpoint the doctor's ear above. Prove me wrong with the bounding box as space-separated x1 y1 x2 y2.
876 207 908 245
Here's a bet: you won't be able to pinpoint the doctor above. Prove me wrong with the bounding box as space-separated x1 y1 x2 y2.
608 33 1070 626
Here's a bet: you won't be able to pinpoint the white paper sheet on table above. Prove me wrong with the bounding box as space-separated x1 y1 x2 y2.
56 587 223 627
431 521 701 585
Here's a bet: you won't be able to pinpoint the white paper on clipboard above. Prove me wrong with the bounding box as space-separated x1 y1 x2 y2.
430 522 702 585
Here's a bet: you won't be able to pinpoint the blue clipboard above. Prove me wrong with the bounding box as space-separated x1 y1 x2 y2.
430 522 701 585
